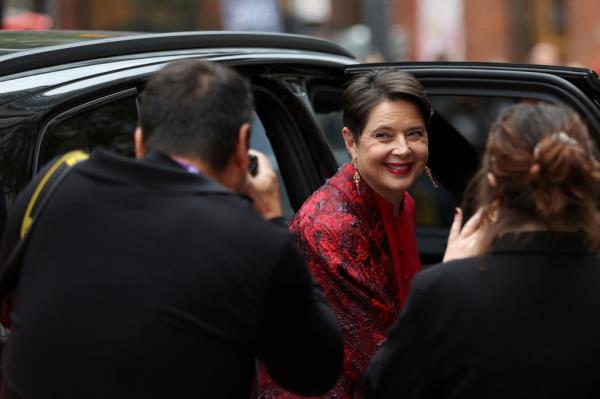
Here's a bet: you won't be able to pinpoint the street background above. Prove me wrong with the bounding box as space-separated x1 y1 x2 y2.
1 0 599 70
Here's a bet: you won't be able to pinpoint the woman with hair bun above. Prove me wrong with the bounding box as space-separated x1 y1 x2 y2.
363 102 600 398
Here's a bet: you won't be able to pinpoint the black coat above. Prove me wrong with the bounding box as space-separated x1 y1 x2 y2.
0 150 342 398
363 231 600 399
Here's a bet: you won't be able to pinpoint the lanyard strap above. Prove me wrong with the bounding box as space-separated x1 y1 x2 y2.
173 159 202 175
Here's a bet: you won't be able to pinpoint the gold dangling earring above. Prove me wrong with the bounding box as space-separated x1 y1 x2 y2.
489 200 500 223
489 208 498 223
425 166 439 188
352 159 361 193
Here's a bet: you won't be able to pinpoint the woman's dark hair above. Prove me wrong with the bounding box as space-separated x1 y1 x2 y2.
342 69 431 140
465 102 600 253
138 59 254 172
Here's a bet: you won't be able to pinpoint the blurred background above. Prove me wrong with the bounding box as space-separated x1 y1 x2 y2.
1 0 599 70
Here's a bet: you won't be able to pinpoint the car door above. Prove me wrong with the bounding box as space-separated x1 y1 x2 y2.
309 62 600 265
0 32 357 230
0 56 347 228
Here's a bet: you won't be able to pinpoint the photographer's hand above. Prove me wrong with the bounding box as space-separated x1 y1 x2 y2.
243 149 283 220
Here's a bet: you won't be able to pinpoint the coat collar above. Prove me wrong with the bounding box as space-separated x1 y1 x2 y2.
77 149 243 198
490 231 592 256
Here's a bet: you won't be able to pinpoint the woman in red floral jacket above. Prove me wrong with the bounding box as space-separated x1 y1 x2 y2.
256 69 435 398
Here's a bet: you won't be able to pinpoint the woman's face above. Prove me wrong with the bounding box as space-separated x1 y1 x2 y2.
343 99 429 204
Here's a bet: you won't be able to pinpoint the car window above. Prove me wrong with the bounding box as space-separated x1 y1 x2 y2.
39 95 293 220
430 95 519 154
310 86 348 166
422 94 526 221
315 111 348 166
249 116 293 220
40 95 138 167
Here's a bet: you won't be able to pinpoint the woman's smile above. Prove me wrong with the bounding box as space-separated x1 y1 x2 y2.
383 162 413 175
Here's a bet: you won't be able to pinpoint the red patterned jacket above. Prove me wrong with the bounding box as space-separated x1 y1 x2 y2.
256 163 421 398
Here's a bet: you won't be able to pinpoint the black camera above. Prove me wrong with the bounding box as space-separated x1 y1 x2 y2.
248 154 259 177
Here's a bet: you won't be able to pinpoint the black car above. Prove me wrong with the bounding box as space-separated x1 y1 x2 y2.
0 30 599 264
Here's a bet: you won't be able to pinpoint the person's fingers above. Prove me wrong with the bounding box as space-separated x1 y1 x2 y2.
248 148 262 157
246 150 283 219
447 208 463 244
460 208 483 237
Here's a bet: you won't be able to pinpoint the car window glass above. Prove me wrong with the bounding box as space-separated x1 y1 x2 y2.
417 95 525 227
315 111 348 166
311 86 348 166
40 96 137 167
40 96 293 220
430 95 521 154
249 115 294 220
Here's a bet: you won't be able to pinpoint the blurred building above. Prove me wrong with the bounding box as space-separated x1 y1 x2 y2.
11 0 600 68
381 0 600 67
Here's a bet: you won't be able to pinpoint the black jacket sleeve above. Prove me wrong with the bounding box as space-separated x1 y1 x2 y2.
255 236 343 396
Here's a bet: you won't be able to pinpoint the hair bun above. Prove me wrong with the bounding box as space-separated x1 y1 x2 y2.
529 131 599 219
470 102 600 253
530 132 585 184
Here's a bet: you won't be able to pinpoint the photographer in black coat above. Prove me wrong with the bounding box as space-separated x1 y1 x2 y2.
0 60 342 398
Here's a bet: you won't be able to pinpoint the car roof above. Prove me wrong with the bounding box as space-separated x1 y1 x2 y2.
0 30 356 77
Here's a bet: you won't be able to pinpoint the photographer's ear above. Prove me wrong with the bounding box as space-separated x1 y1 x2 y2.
233 122 251 170
134 127 145 159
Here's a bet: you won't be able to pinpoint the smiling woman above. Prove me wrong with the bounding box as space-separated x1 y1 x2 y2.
255 69 435 398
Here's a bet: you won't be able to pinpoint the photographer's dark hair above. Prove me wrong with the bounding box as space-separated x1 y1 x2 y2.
467 102 600 253
138 60 254 172
342 69 431 140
